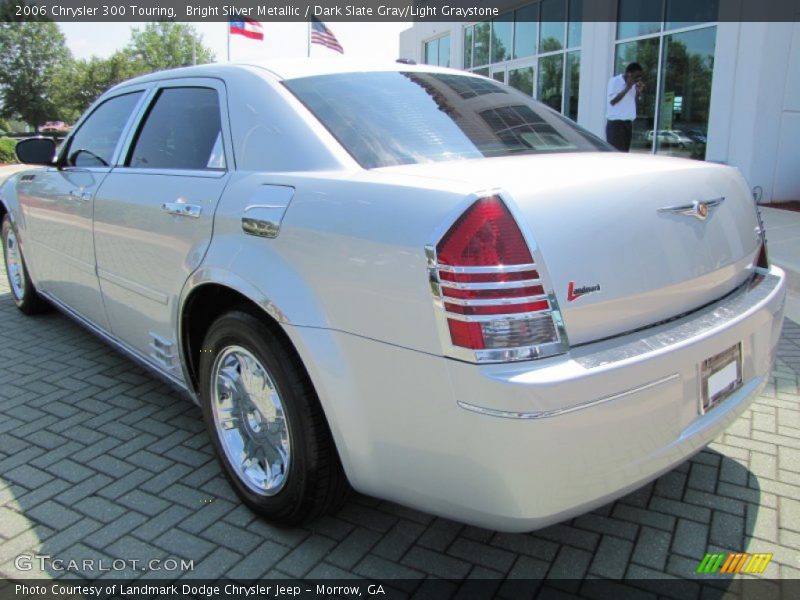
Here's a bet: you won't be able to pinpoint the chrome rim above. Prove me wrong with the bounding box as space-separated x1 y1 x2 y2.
4 227 26 301
211 345 291 496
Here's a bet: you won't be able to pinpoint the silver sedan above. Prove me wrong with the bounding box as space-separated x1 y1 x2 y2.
1 61 785 531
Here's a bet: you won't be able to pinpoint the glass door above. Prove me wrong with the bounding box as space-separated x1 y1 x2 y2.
614 9 717 160
655 27 716 159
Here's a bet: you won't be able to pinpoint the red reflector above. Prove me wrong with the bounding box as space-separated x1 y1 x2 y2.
437 197 533 266
439 269 539 283
444 300 549 315
447 319 484 349
442 285 545 300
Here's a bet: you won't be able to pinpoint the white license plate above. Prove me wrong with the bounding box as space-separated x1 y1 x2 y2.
701 343 743 413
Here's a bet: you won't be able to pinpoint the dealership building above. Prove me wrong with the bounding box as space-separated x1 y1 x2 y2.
399 0 800 202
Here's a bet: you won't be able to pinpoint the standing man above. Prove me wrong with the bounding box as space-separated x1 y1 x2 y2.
606 62 644 152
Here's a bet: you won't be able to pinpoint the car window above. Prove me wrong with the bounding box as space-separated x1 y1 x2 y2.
65 92 143 167
284 71 610 169
127 87 225 170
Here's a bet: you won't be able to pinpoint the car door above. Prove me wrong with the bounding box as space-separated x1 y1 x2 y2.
93 80 232 378
19 90 146 330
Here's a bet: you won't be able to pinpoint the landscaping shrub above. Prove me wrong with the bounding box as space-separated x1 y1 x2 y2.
0 137 17 164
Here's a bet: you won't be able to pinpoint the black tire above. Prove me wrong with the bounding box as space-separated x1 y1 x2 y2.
199 309 349 526
1 215 48 315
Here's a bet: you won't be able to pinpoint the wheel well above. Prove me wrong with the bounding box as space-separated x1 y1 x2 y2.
181 284 298 392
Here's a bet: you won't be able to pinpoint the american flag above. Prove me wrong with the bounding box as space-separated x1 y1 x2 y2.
311 18 343 54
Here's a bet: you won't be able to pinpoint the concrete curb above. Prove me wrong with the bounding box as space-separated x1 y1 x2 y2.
760 207 800 291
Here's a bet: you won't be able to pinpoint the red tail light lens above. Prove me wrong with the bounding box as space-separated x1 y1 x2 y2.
437 198 533 266
427 195 568 362
447 320 484 349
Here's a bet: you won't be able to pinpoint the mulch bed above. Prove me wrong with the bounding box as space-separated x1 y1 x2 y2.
767 201 800 213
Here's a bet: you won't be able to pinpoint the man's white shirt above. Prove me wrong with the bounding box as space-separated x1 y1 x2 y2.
607 74 637 121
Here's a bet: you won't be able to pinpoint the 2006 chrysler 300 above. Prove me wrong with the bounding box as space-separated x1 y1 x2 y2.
1 61 786 531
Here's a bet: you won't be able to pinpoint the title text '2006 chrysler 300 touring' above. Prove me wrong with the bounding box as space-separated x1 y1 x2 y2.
1 61 785 531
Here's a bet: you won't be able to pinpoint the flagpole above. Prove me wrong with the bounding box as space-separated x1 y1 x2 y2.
227 21 230 62
307 21 311 57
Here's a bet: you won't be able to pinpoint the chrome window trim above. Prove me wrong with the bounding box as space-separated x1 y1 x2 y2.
57 87 152 169
109 167 228 179
117 78 234 173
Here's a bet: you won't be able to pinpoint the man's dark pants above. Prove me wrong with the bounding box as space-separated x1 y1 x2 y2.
606 119 633 152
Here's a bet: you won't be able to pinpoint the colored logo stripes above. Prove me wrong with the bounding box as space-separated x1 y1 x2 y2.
696 552 773 574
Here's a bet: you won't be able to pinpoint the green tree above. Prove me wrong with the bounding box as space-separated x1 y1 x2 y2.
55 52 148 119
53 21 215 122
0 20 72 131
128 22 214 72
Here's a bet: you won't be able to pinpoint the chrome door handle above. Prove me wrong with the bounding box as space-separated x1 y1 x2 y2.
162 202 201 218
68 189 92 202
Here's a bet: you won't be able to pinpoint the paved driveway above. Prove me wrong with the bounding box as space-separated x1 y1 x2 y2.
0 261 799 595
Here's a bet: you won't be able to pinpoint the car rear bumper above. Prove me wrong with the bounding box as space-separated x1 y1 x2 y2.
291 267 786 532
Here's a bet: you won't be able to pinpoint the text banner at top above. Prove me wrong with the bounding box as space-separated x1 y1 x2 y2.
2 0 798 22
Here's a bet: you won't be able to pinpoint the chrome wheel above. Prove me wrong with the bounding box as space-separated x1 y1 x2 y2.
211 345 291 496
4 227 26 301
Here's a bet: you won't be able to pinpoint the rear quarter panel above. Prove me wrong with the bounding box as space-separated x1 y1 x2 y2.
191 170 474 356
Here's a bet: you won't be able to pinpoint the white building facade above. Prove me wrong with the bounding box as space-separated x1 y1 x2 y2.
399 0 800 202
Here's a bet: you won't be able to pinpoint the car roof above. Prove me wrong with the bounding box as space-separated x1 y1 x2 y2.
110 59 474 90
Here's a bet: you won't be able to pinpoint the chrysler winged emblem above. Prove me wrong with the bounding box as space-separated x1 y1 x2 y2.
658 197 725 221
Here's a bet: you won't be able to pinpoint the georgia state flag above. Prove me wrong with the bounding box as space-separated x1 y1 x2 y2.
229 17 263 41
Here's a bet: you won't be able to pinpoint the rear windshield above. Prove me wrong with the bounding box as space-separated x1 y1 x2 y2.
284 71 610 169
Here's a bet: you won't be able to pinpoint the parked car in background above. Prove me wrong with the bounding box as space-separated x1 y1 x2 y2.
679 129 708 143
40 121 70 133
646 129 695 148
1 61 785 531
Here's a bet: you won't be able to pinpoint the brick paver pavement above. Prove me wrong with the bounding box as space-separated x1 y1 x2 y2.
1 260 799 595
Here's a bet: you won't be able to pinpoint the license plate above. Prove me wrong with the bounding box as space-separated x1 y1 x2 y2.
701 343 743 414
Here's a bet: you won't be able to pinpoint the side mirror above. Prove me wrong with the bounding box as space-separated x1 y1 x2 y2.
15 137 57 165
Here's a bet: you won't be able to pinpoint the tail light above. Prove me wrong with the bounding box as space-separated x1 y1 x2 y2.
426 195 568 363
756 240 769 270
754 207 770 270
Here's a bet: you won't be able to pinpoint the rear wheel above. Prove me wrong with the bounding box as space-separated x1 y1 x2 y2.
199 310 349 525
2 215 48 314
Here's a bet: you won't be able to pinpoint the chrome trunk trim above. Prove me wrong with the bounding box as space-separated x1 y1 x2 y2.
437 263 538 274
457 374 680 420
439 278 543 291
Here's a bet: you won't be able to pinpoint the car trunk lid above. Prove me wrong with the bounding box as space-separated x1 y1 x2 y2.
377 153 761 345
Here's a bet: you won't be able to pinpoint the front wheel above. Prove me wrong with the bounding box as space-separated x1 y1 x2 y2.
199 310 349 526
2 215 48 314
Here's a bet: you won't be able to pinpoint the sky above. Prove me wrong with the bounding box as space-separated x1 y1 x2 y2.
59 21 411 63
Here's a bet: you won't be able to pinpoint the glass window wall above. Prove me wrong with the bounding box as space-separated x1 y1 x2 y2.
424 35 451 68
463 0 582 120
614 0 717 159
